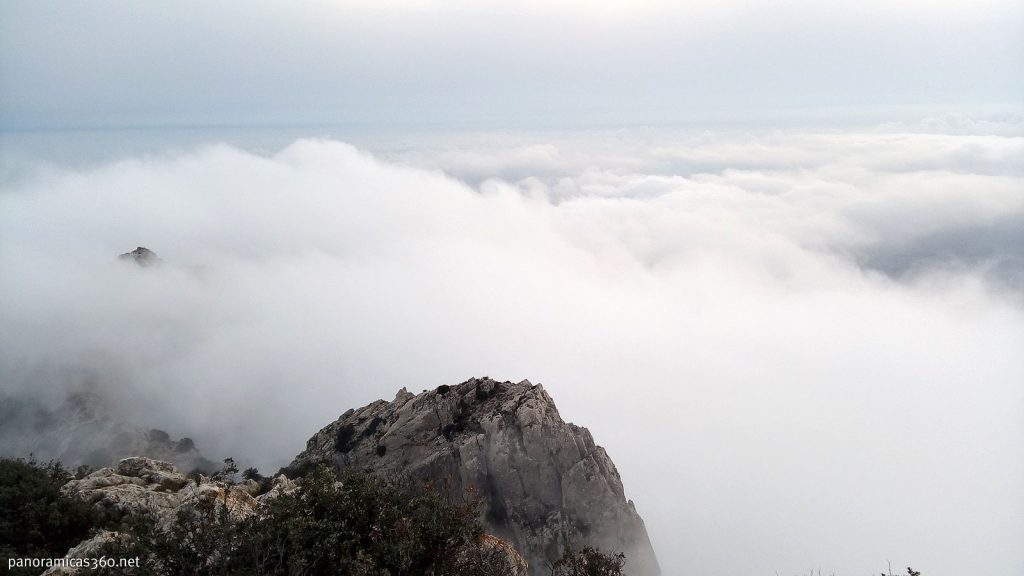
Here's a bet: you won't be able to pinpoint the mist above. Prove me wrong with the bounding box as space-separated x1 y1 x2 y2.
1 126 1022 576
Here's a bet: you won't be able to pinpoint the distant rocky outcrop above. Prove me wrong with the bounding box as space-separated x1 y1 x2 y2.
0 387 214 472
290 377 661 576
118 246 161 266
0 246 207 471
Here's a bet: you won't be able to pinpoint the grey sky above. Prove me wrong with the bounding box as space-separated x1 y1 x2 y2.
2 0 1022 129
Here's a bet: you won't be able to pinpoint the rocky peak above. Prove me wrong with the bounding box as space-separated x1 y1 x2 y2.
290 377 660 576
118 246 161 266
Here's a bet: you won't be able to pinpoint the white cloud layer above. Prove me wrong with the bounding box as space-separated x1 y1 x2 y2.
1 128 1022 576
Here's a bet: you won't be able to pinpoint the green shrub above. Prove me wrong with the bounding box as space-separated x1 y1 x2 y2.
0 458 105 575
334 424 357 453
882 568 922 576
1 457 627 576
98 466 493 576
550 546 626 576
361 416 384 438
244 466 484 575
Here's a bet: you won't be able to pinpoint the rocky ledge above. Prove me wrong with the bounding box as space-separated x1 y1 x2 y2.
290 377 660 576
47 455 527 576
43 456 296 575
59 456 290 527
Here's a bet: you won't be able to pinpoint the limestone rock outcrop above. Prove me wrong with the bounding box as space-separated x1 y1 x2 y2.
118 246 161 267
460 533 530 576
290 377 660 576
41 531 132 576
47 457 296 575
62 456 260 525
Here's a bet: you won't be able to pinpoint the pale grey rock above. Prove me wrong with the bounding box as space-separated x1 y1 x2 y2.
63 457 257 525
290 377 660 576
54 458 262 575
41 531 130 576
117 456 190 491
455 533 530 576
243 478 261 495
177 479 258 521
63 464 184 521
254 474 299 504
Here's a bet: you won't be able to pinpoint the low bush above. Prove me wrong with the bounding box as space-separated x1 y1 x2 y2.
2 458 631 576
0 458 105 575
97 465 497 576
549 546 626 576
334 424 357 453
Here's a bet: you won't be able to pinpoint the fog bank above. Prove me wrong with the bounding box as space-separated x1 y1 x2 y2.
1 128 1022 576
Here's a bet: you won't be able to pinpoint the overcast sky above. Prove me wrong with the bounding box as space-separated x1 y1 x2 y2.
1 0 1023 129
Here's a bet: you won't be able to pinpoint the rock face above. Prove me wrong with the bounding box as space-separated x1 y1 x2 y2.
118 246 161 266
61 456 266 525
41 531 132 576
463 534 530 576
290 377 660 576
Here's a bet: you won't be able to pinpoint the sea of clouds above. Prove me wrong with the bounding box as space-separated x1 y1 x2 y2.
1 124 1022 576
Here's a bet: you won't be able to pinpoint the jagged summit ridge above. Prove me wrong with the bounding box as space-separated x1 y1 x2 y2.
290 377 660 576
118 246 161 266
